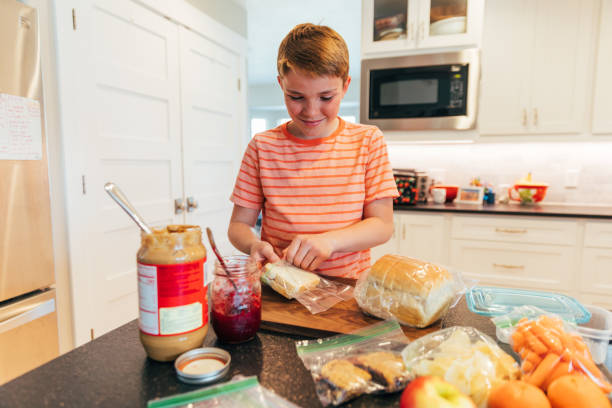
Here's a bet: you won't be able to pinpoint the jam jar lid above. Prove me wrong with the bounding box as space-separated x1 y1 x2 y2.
175 347 231 384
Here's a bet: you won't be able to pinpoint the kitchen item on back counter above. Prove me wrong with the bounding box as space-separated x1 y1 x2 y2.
393 169 429 205
174 347 230 385
137 225 208 361
466 286 591 324
431 188 447 204
509 173 549 204
430 184 459 203
211 255 261 344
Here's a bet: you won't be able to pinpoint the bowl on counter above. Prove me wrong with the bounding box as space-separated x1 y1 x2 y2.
509 183 549 204
430 185 459 203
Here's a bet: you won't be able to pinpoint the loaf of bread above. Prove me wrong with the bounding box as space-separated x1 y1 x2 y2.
262 262 321 299
355 255 455 327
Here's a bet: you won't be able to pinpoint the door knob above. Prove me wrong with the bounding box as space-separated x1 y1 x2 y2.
186 196 198 212
174 198 185 215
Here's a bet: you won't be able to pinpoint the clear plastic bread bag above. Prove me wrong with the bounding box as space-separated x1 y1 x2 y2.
400 326 520 408
354 255 470 327
295 320 411 406
147 376 300 408
505 312 612 395
262 261 353 314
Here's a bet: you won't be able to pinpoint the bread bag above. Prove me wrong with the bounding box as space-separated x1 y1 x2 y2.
354 254 458 327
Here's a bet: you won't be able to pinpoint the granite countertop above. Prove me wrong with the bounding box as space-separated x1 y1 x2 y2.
0 298 610 407
395 202 612 219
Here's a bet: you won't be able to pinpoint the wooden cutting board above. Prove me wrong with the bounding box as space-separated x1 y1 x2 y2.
260 281 441 340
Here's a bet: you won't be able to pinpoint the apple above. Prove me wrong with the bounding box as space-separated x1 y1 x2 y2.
400 376 476 408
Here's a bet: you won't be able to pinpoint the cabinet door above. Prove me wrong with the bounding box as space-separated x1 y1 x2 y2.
478 0 533 135
592 0 612 134
417 0 484 49
362 0 415 55
55 0 184 344
397 213 447 264
179 26 245 256
580 248 612 296
529 0 594 134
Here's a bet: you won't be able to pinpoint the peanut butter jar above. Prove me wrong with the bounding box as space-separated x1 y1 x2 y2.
137 225 208 362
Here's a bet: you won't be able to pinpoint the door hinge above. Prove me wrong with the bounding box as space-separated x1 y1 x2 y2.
237 78 241 91
72 9 77 30
81 175 86 195
90 328 94 340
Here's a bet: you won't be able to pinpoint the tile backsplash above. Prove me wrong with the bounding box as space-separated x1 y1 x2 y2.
387 141 612 205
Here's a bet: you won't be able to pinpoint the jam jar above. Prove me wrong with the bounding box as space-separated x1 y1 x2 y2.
136 225 208 362
211 255 261 343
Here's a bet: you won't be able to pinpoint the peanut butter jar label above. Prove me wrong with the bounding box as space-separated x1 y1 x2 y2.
137 259 207 336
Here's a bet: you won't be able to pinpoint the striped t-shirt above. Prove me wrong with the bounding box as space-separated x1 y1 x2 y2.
230 118 399 278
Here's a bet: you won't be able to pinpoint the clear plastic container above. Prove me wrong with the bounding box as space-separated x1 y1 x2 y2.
577 304 612 365
466 286 591 324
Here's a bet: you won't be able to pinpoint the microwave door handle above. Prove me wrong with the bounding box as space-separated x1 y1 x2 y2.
0 298 56 335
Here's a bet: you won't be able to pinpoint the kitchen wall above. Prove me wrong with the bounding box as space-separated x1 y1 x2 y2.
387 139 612 205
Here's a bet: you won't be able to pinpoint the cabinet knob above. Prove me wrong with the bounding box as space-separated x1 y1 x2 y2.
186 196 199 212
174 198 185 215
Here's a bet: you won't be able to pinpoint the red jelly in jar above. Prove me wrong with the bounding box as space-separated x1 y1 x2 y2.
211 255 261 343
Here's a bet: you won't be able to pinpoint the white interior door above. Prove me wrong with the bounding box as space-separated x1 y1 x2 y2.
61 0 183 344
179 26 245 257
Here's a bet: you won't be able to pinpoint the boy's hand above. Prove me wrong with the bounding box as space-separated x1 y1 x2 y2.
250 240 281 266
283 234 334 271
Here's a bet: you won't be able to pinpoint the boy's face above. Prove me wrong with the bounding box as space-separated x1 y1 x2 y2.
278 68 350 139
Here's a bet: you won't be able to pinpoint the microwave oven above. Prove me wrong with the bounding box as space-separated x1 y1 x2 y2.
360 49 480 131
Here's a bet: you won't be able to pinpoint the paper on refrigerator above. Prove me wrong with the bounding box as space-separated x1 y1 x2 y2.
0 93 43 160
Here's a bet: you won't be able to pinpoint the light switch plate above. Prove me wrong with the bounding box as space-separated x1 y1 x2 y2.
565 169 580 189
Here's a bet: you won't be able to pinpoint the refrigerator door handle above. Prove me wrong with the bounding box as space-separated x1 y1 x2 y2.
0 298 55 335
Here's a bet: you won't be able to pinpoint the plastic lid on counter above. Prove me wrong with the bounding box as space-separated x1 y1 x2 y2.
466 286 591 324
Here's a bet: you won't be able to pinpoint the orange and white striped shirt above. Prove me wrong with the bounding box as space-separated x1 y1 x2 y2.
230 118 399 278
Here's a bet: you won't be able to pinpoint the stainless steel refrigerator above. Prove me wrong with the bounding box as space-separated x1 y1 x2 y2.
0 0 59 384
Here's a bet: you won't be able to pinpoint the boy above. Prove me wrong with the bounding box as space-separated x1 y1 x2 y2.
228 23 398 278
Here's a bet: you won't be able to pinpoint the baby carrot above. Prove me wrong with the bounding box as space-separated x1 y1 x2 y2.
541 361 572 391
524 330 548 355
527 353 561 389
531 323 563 354
521 359 535 374
511 330 525 352
524 350 543 367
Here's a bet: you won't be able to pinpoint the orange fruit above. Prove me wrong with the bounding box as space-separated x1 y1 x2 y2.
487 380 550 408
547 374 612 408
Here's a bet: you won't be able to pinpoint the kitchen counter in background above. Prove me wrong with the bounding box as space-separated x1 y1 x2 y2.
395 202 612 219
0 298 610 407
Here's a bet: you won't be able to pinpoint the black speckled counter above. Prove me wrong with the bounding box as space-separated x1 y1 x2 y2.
1 298 610 407
395 202 612 219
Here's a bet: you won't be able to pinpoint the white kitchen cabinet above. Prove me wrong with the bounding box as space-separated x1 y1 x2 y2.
370 217 401 263
592 0 612 134
361 0 484 57
478 0 596 135
53 0 247 345
580 222 612 309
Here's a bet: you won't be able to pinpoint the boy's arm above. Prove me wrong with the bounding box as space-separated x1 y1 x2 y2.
228 204 281 264
283 197 394 271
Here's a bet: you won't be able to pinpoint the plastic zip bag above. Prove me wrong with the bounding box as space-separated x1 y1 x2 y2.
147 376 300 408
401 326 519 408
262 261 353 314
491 305 577 344
296 320 410 406
507 313 612 394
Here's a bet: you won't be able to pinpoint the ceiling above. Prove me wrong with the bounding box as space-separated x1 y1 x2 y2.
246 0 362 85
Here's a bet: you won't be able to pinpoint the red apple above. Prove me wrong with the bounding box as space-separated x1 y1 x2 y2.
400 376 476 408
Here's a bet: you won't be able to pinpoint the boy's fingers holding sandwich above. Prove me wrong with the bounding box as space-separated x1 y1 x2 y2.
250 240 281 264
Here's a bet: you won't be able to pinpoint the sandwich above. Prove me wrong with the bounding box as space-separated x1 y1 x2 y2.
355 254 455 327
262 262 320 299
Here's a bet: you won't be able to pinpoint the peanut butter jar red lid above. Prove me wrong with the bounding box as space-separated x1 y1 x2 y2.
175 347 230 384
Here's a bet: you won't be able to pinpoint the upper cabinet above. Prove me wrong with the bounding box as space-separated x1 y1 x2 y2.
478 0 597 135
361 0 484 57
592 0 612 134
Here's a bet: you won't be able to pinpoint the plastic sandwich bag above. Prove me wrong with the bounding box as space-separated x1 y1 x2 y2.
146 376 300 408
354 255 471 328
506 313 612 395
295 320 411 406
491 305 577 344
401 326 520 408
262 261 353 314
